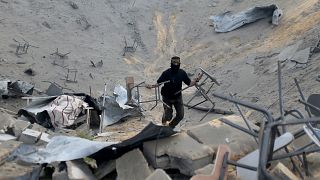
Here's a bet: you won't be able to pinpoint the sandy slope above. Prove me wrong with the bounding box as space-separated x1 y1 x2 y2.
0 0 320 129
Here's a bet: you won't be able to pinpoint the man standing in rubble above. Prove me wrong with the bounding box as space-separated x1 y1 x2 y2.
146 56 202 128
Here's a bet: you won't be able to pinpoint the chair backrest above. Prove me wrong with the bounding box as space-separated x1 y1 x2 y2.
307 94 320 117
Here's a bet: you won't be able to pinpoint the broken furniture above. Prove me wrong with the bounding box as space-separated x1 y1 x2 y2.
50 48 70 67
13 38 38 56
61 68 78 83
122 37 138 56
19 94 99 129
181 68 221 122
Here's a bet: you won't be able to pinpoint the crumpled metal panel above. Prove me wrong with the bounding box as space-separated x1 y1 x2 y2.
9 80 34 95
210 4 282 33
100 85 140 127
11 136 117 163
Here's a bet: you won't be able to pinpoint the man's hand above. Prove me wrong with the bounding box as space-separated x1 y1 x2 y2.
194 73 203 83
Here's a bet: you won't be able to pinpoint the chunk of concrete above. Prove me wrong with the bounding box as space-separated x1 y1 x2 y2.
0 111 16 131
94 160 115 179
30 123 48 133
0 140 22 164
145 169 172 180
143 133 214 176
66 159 96 180
291 47 310 64
116 148 152 180
186 115 258 160
0 161 41 179
0 134 17 141
38 132 51 144
13 119 31 137
277 40 302 62
19 129 41 144
194 164 214 175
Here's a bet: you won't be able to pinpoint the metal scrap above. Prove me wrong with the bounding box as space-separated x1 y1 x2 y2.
210 4 282 32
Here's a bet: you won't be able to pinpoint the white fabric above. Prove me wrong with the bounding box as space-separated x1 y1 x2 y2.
46 95 88 128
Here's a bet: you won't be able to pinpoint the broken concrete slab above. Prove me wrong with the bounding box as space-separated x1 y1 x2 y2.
66 159 96 180
0 134 16 141
291 47 310 64
277 40 303 62
0 140 22 164
38 132 51 144
145 169 172 180
94 160 116 179
194 164 214 175
30 123 49 133
116 148 152 180
270 162 299 180
186 115 258 160
0 161 41 179
19 129 41 144
143 133 214 176
13 119 31 137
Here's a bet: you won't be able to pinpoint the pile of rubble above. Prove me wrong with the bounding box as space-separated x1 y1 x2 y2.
2 67 320 180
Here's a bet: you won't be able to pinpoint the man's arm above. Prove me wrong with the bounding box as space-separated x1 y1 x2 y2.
146 71 167 89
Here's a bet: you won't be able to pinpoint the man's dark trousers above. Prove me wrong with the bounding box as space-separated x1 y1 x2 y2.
162 96 184 128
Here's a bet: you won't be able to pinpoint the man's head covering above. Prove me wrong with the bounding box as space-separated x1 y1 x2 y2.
171 56 180 65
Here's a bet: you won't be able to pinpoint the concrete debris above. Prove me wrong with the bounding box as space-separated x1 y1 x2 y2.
116 148 152 180
143 132 214 176
291 47 311 64
0 140 22 164
277 40 303 62
0 111 16 132
186 115 258 160
66 159 96 180
13 119 31 137
94 160 116 179
145 169 172 180
210 4 282 32
194 164 214 175
19 129 42 144
0 161 41 179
